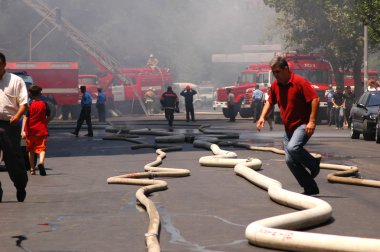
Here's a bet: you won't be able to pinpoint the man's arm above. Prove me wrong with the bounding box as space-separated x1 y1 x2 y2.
305 97 320 137
256 101 273 131
10 104 27 125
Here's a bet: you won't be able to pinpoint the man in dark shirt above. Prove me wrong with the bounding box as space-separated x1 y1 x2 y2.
160 86 179 127
343 86 355 129
257 56 321 196
332 86 345 129
180 85 197 122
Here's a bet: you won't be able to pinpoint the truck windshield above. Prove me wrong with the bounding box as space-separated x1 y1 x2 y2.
239 72 257 84
79 77 97 85
293 70 330 84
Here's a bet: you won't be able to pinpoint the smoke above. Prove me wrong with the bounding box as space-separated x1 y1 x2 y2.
5 0 277 84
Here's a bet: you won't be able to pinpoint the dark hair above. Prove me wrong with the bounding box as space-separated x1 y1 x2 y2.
0 52 6 64
167 86 172 91
270 56 288 69
29 85 42 97
80 85 86 91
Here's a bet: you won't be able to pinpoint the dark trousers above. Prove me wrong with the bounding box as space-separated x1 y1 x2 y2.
185 103 195 121
228 104 235 121
0 121 28 190
164 108 175 126
252 100 263 121
327 102 334 125
334 106 344 129
74 106 93 135
96 103 106 122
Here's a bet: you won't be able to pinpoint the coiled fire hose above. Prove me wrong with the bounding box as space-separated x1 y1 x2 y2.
107 146 190 252
198 141 380 252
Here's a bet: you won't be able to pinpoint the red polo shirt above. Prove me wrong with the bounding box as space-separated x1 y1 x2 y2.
268 72 318 134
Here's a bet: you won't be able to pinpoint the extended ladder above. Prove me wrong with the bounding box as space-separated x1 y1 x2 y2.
23 0 148 115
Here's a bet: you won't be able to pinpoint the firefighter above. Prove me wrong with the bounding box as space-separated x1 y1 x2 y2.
160 86 179 127
144 87 156 114
180 85 197 122
146 54 159 70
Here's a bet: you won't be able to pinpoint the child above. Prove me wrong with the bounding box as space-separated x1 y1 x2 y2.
21 85 51 176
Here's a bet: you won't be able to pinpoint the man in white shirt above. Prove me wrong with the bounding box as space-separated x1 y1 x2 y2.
0 52 29 202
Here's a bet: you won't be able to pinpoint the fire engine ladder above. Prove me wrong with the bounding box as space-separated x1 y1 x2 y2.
22 0 148 116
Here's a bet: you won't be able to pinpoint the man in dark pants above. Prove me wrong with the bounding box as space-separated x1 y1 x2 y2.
96 87 106 122
0 52 29 202
180 85 197 122
160 86 179 127
227 88 236 122
71 86 93 137
257 56 321 196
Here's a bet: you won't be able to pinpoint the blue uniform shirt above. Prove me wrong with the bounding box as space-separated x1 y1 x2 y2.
97 92 106 104
81 92 92 107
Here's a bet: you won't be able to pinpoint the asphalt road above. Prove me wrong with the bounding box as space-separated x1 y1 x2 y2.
0 112 379 252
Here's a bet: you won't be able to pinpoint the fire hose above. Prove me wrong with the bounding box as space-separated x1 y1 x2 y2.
106 142 189 252
198 141 380 251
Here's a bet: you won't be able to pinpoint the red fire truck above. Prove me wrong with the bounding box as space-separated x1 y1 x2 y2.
213 63 272 118
343 69 379 89
6 61 80 120
79 67 172 115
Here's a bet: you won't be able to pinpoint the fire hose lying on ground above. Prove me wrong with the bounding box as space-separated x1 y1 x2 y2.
198 141 380 252
105 126 380 252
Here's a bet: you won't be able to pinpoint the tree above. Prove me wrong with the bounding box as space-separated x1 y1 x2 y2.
263 0 380 96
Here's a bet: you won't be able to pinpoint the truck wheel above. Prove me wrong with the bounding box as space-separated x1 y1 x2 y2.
239 108 252 118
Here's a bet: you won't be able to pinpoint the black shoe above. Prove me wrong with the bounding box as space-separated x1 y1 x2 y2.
0 182 3 202
192 120 196 122
84 134 93 137
16 188 26 202
302 184 319 196
38 164 46 176
311 157 321 178
70 132 78 137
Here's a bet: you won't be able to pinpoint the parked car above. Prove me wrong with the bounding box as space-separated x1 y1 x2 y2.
376 107 380 144
350 91 380 140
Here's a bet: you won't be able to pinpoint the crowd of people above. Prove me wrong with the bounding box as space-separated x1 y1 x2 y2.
325 85 356 129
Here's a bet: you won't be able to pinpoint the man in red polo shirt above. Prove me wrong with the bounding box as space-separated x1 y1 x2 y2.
256 56 321 195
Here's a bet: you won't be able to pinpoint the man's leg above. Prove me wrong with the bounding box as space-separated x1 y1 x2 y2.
284 126 319 194
73 108 85 135
0 125 28 202
84 107 93 136
190 104 195 121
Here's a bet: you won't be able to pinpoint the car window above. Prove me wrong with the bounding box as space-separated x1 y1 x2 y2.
357 93 368 105
367 93 380 106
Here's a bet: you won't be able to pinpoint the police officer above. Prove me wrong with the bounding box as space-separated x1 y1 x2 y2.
160 86 179 127
180 85 197 122
71 86 93 137
96 87 106 122
251 84 264 122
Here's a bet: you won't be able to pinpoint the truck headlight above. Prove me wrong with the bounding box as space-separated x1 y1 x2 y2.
369 114 377 120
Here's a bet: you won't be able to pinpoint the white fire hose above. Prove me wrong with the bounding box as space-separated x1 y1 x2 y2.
107 147 190 252
199 142 380 252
